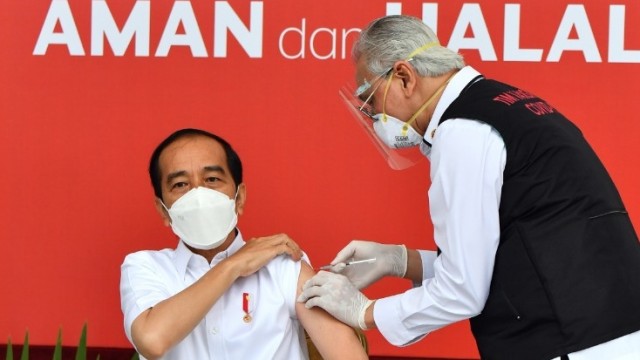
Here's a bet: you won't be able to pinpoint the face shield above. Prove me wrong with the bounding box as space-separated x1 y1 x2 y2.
338 42 441 170
338 81 426 171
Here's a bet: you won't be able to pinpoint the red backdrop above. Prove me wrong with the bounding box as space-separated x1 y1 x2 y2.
1 1 639 358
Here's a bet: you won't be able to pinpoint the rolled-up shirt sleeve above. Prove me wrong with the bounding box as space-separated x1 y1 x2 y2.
375 119 506 346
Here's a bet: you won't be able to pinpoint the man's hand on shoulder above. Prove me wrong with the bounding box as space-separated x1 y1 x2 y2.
227 233 303 277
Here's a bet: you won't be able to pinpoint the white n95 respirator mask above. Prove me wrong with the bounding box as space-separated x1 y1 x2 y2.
372 114 424 149
163 187 238 250
372 68 454 150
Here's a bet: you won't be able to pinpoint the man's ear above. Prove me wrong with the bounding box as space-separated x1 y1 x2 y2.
154 197 171 227
236 183 247 216
393 60 418 96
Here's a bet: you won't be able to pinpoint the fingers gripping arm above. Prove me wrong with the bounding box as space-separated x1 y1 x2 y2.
296 263 368 359
297 271 373 330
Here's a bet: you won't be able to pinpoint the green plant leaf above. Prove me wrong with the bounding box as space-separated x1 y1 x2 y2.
53 328 63 360
6 336 13 360
20 331 28 360
75 323 87 360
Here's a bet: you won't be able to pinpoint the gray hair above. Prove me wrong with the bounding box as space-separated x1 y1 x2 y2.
354 15 465 77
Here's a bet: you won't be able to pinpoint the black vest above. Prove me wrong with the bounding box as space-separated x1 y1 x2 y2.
439 79 640 360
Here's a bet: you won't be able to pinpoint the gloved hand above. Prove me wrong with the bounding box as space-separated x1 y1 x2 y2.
325 240 407 289
297 271 374 330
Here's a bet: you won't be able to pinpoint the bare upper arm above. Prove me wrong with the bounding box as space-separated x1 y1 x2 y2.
295 261 368 360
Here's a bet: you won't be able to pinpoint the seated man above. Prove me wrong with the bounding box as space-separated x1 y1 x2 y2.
120 128 367 360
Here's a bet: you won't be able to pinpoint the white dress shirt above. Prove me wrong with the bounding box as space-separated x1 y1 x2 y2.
120 231 310 360
373 66 640 359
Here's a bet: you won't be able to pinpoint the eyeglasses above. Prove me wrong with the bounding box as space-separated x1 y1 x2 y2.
355 67 393 121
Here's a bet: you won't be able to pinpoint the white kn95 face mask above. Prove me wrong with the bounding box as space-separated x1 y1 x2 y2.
163 187 238 250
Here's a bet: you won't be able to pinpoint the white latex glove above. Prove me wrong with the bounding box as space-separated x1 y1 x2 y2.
326 240 407 289
297 271 374 329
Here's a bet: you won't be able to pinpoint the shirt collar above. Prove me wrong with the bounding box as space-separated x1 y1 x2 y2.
173 229 246 276
423 66 483 146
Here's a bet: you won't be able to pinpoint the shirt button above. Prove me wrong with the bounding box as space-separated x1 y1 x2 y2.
210 327 218 335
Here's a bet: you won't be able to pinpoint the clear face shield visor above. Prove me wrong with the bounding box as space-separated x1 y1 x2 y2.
338 42 442 170
338 72 426 171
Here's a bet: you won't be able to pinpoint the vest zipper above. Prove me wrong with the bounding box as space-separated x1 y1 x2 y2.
588 210 627 219
501 290 522 320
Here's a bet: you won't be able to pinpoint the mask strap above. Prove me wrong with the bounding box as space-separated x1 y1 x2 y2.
381 41 441 129
233 188 241 215
381 72 394 123
159 199 173 225
407 41 440 60
403 74 455 133
399 41 442 134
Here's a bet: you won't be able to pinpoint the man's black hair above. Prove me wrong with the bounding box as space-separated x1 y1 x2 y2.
148 128 243 200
